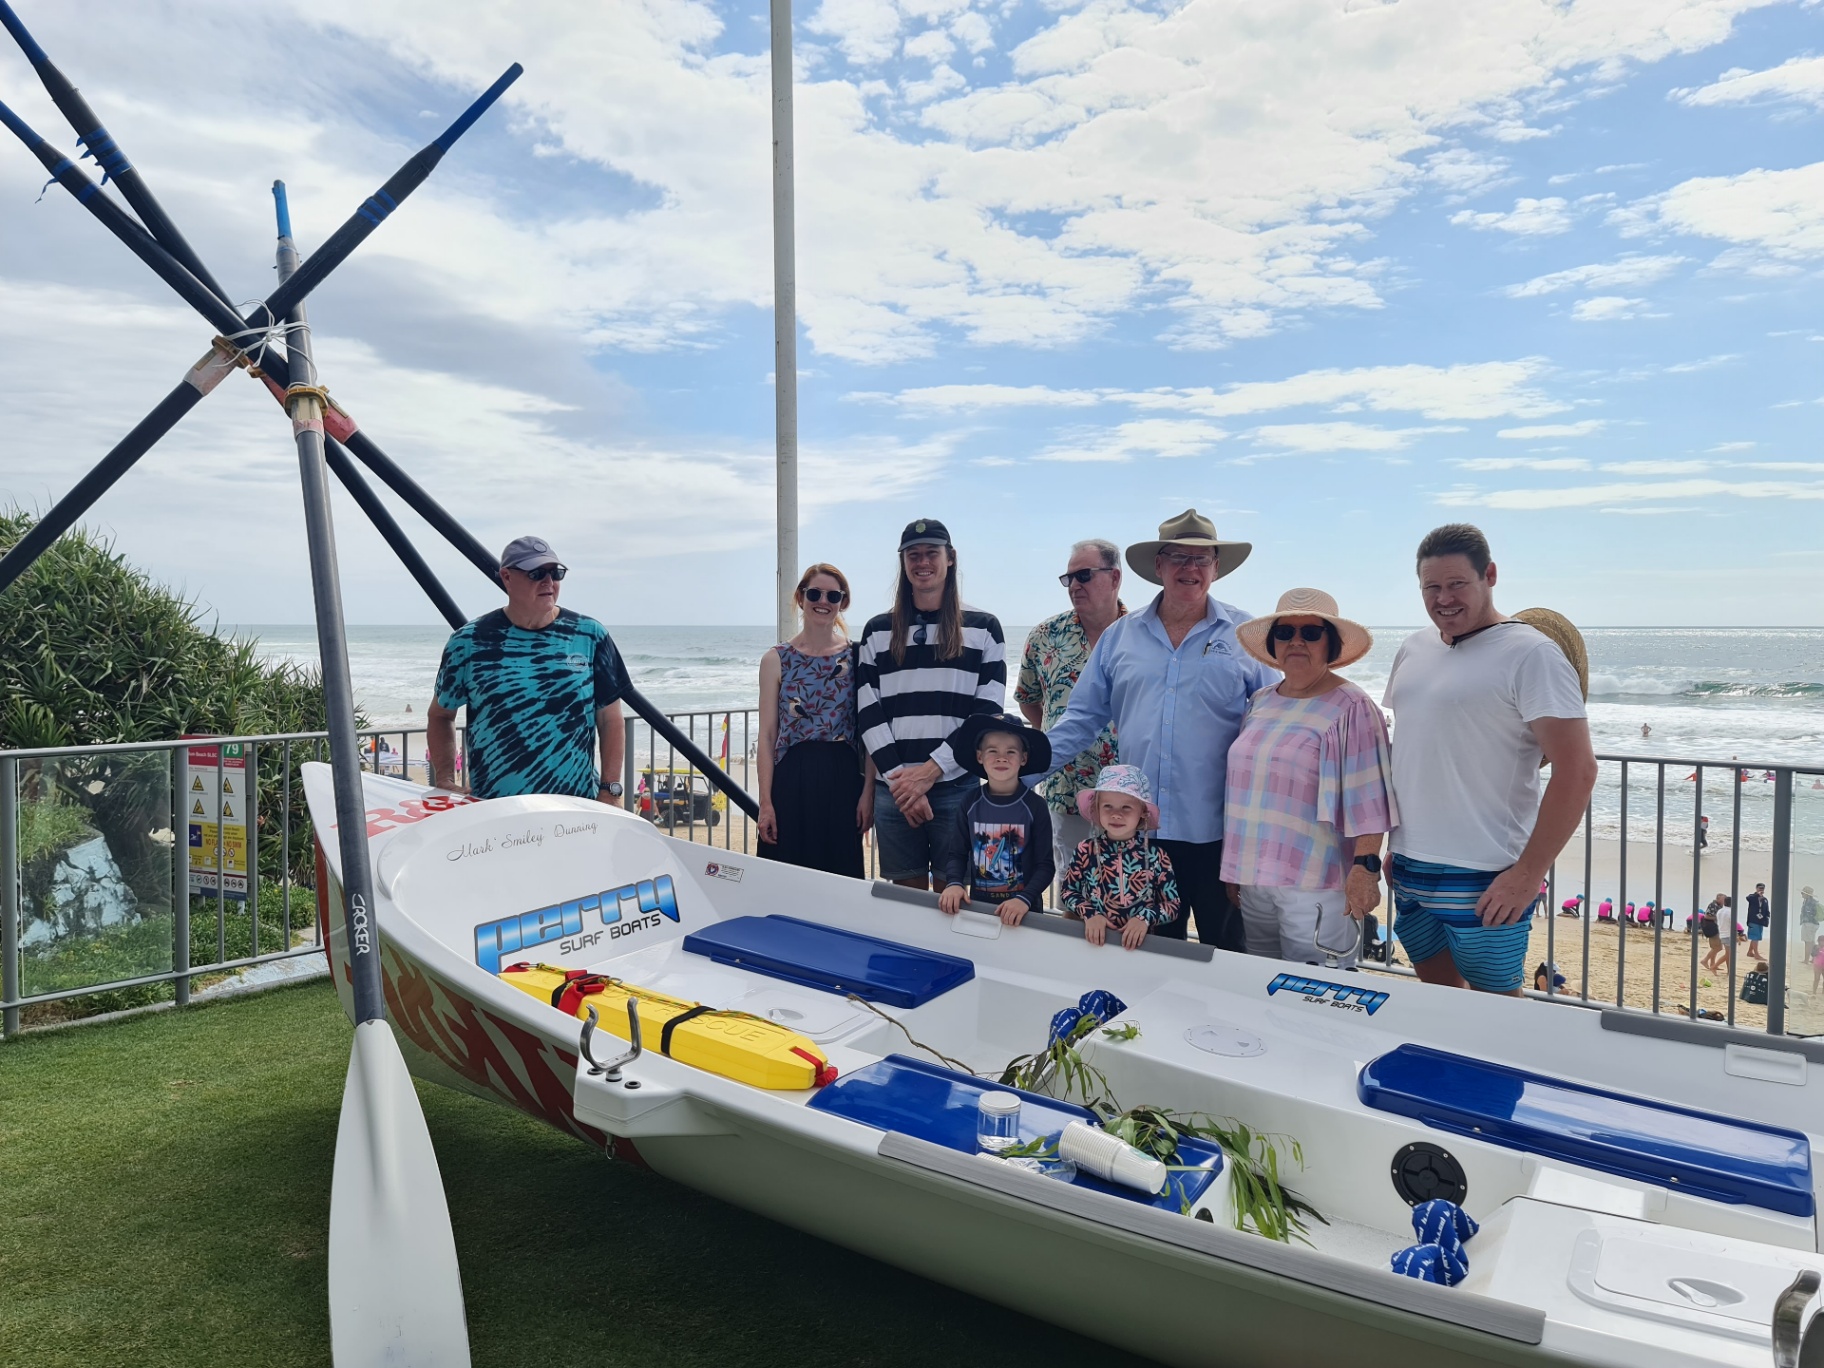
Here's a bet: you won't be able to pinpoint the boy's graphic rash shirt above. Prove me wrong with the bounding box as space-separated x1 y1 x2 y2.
939 785 1054 907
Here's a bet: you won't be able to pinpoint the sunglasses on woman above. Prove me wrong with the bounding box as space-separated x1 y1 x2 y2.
802 587 844 604
1271 623 1329 642
520 564 567 582
1057 567 1114 586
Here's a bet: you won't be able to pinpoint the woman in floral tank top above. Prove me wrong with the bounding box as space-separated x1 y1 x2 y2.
757 564 874 876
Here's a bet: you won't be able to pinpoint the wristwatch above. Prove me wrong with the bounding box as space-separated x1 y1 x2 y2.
603 781 624 798
1352 853 1383 875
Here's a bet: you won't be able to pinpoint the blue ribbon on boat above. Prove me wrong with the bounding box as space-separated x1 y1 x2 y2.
1390 1199 1479 1286
1047 990 1128 1047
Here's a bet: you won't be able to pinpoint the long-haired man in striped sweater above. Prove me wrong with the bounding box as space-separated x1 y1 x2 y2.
858 519 1007 889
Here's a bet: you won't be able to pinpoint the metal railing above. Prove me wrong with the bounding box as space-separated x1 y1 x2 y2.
1363 752 1823 1040
0 727 435 1038
9 727 1816 1042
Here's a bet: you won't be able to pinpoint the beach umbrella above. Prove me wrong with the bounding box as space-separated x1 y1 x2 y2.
0 67 520 600
275 180 470 1366
0 0 232 306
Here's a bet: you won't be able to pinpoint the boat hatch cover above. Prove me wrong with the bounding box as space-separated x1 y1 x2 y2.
1359 1045 1815 1218
809 1054 1225 1211
680 915 974 1008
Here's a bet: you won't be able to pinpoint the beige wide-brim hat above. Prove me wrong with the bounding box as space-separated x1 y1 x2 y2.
1236 588 1373 669
1125 508 1253 584
1513 607 1590 701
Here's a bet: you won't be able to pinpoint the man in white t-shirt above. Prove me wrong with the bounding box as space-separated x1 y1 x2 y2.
1382 525 1598 995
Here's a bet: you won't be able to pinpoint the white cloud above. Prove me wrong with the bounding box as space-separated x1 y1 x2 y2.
1600 459 1712 474
1709 440 1756 452
1496 420 1606 439
1440 478 1824 510
866 359 1568 421
1572 295 1647 321
1248 422 1448 453
1451 196 1574 235
1672 56 1824 111
1615 162 1824 264
1504 253 1685 297
1453 456 1592 471
1036 418 1227 462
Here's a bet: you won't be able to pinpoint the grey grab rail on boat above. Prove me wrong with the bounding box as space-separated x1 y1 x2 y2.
875 1131 1545 1347
868 881 1216 963
1599 1010 1824 1065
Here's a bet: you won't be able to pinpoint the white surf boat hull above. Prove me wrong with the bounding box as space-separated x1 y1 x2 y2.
304 768 1824 1367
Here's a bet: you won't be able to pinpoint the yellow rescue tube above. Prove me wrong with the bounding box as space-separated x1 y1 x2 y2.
499 962 837 1091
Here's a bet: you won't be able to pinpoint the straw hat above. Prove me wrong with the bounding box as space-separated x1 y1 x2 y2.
1125 508 1252 584
1513 607 1589 701
1236 588 1373 669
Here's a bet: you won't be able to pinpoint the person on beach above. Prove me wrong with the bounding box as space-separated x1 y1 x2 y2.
857 519 1007 889
1035 510 1273 950
1059 765 1181 949
1597 896 1614 922
1559 894 1583 918
427 536 626 802
1701 895 1732 971
1745 882 1770 963
756 564 873 877
1699 814 1709 852
1016 539 1126 906
937 714 1054 924
1382 525 1598 996
1221 589 1395 966
1801 886 1819 972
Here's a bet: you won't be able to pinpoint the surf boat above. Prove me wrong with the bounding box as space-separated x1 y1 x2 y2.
304 765 1824 1367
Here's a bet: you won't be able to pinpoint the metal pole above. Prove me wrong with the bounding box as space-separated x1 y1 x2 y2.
623 715 637 811
2 757 19 1039
277 183 387 1028
769 0 799 643
174 747 190 1007
1768 768 1792 1036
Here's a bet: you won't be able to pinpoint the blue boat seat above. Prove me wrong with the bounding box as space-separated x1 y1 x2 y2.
1359 1044 1814 1218
809 1054 1224 1211
680 915 974 1009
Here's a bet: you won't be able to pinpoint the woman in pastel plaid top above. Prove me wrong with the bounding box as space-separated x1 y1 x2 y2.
1221 589 1397 965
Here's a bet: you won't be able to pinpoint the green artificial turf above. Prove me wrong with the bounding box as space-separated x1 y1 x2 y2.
0 982 1153 1367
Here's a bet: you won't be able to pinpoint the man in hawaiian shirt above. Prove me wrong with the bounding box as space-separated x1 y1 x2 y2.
1016 538 1125 906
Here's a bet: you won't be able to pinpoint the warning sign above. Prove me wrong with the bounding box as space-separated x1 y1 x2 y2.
186 740 254 898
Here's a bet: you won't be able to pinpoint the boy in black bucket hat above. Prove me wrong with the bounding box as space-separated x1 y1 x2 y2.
936 713 1054 926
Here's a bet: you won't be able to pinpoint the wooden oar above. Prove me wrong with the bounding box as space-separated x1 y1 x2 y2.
0 69 518 599
0 0 232 306
275 180 471 1367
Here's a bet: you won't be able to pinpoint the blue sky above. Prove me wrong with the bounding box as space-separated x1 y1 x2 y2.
3 0 1824 630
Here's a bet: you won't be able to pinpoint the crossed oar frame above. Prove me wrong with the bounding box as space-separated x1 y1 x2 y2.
0 4 752 1361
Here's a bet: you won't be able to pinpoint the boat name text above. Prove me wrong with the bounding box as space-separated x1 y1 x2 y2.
1265 972 1388 1016
474 875 681 972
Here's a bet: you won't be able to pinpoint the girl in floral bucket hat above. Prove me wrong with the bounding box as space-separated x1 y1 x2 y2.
1059 764 1182 949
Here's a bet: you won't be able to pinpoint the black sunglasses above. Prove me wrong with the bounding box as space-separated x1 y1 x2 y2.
518 564 567 582
1271 623 1328 642
803 587 844 604
1058 567 1114 587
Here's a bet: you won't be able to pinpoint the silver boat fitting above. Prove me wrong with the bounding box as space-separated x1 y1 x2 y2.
1312 904 1365 969
580 999 643 1082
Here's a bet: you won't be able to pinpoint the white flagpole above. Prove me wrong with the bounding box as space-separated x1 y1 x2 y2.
770 0 799 642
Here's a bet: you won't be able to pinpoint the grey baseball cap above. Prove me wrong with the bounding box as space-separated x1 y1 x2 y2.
499 535 562 571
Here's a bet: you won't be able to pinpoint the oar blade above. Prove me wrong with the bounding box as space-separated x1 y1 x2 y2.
328 1019 471 1368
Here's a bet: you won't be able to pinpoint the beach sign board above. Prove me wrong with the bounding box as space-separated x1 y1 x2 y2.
186 740 254 899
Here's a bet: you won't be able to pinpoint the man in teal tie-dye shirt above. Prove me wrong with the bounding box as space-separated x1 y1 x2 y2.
427 536 626 802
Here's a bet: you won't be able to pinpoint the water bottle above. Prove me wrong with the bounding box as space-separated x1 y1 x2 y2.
976 1091 1022 1153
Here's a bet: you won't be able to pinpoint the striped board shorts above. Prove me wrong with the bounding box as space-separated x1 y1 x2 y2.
1389 855 1531 993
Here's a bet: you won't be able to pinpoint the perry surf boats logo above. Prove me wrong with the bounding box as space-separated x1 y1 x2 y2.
475 875 680 972
1266 972 1389 1016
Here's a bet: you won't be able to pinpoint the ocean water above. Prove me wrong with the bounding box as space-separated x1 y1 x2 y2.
235 623 1824 850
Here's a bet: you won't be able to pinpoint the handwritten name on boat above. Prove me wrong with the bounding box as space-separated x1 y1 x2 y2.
475 875 681 973
447 828 546 861
1265 972 1389 1016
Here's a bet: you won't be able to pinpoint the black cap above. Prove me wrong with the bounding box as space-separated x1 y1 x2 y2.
898 518 951 551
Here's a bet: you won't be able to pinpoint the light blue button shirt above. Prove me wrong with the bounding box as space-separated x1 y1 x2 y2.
1035 593 1275 844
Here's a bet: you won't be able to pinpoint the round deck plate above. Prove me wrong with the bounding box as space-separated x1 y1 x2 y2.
1184 1023 1266 1057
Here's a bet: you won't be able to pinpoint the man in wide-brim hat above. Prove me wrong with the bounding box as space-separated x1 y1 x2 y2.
1032 509 1274 951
